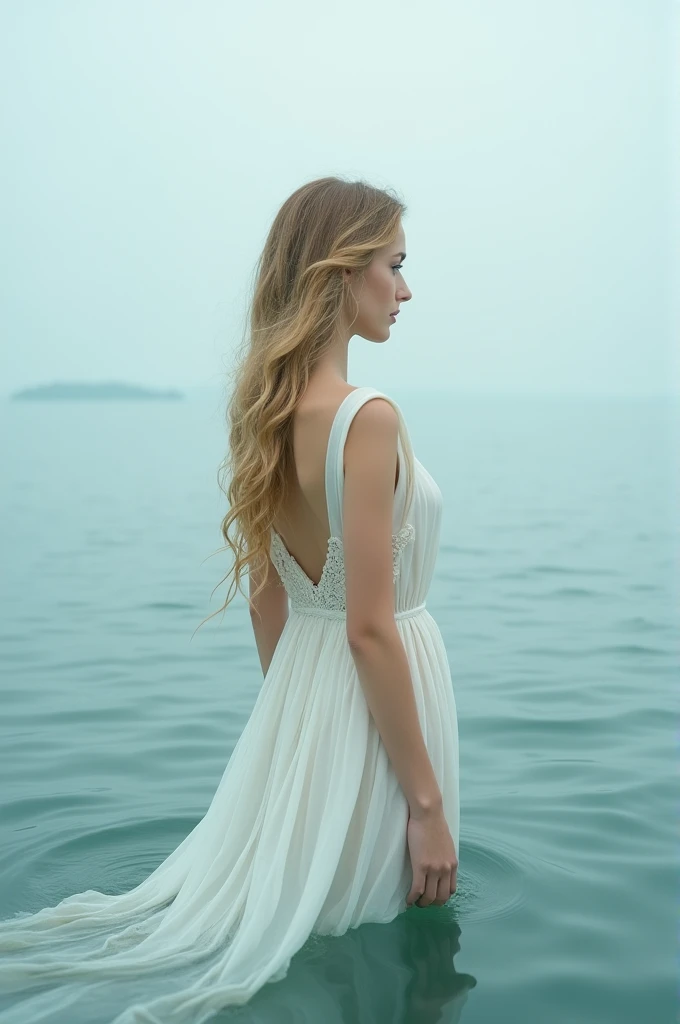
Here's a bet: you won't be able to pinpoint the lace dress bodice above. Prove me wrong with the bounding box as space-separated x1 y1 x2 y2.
270 523 415 615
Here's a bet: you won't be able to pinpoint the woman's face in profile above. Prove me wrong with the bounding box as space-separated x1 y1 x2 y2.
345 223 412 344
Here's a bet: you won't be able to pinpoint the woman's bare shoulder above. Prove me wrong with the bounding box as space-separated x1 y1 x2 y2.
295 382 361 422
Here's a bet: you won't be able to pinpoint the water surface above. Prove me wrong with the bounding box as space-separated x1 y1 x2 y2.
1 391 677 1023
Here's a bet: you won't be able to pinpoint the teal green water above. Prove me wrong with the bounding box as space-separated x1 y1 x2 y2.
1 393 677 1023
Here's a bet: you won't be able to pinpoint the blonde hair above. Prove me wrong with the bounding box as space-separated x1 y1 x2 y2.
198 175 413 631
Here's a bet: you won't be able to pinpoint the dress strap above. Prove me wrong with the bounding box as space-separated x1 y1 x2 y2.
324 386 411 539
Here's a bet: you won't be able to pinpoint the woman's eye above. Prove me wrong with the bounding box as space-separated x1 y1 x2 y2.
392 264 403 273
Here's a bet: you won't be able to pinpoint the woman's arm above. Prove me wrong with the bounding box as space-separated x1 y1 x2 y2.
342 398 442 816
249 549 289 677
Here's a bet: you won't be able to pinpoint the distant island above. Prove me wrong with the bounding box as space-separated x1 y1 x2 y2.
11 381 185 402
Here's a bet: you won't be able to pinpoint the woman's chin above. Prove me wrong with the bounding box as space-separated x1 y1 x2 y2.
358 328 390 344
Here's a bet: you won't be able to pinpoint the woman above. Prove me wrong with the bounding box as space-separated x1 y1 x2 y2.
0 176 460 1024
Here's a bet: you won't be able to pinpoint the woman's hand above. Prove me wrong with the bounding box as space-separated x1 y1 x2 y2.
406 804 458 908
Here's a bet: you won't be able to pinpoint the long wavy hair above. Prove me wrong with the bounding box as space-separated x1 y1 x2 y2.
197 175 414 631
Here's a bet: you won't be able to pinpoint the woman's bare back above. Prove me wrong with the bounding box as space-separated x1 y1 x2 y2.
272 383 399 586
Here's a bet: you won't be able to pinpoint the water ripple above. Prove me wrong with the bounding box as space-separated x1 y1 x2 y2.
446 829 532 924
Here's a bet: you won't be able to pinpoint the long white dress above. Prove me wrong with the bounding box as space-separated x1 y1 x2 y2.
0 386 460 1024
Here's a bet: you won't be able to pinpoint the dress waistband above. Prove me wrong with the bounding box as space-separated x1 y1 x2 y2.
290 602 427 621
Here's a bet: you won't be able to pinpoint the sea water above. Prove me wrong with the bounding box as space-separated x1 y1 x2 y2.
0 390 677 1024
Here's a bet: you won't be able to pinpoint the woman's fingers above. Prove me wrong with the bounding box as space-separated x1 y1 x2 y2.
415 873 439 908
406 867 427 907
410 868 458 909
433 872 452 906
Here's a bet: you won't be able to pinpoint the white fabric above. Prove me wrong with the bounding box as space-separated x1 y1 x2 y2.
0 386 460 1024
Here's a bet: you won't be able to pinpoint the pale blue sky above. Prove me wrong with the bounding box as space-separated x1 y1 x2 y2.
1 0 677 397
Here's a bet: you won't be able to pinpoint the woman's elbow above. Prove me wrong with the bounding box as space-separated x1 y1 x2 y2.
346 612 397 651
